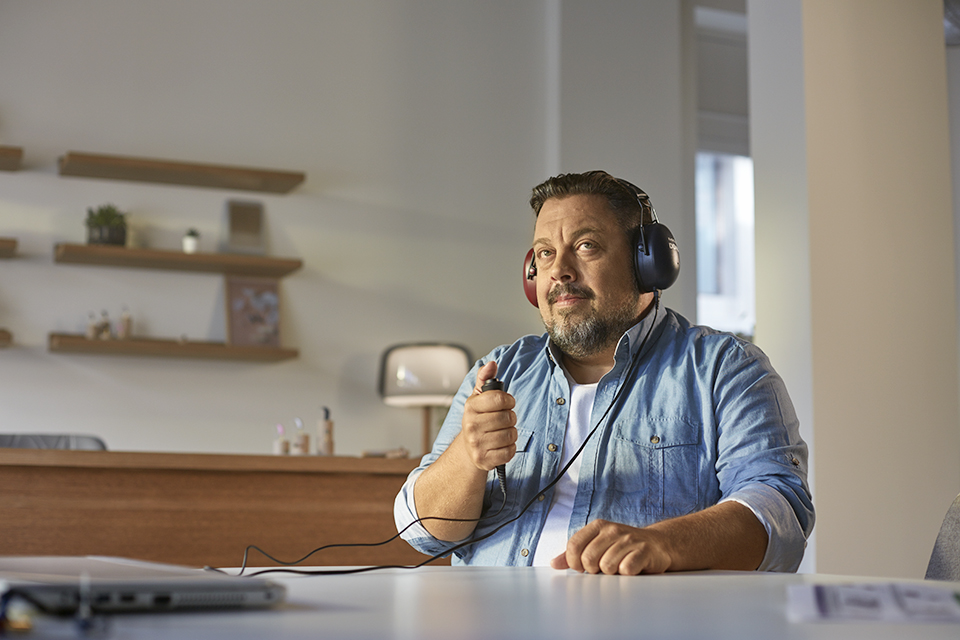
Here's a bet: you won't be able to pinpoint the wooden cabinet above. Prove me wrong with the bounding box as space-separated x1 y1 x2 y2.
0 450 435 568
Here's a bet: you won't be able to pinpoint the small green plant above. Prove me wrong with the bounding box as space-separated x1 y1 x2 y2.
85 204 126 228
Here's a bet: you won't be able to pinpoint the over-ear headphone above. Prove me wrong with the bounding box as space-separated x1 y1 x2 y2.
523 180 680 307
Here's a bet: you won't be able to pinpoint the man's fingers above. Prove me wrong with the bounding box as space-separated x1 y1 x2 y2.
555 520 672 576
596 539 639 576
459 360 520 472
473 360 498 393
580 534 613 574
616 550 652 577
550 552 569 571
560 521 602 573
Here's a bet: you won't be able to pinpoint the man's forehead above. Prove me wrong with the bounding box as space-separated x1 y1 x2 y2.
533 194 619 241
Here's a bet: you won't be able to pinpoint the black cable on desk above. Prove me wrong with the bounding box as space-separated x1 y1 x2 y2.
225 297 660 578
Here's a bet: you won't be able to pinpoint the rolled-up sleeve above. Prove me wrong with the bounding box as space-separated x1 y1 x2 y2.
714 341 815 572
393 466 454 557
721 484 811 572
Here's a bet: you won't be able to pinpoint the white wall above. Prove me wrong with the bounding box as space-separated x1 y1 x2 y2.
0 1 695 456
559 0 697 318
0 0 550 455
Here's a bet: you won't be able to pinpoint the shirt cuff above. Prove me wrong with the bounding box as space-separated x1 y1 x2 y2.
720 485 808 572
394 466 462 559
395 467 430 540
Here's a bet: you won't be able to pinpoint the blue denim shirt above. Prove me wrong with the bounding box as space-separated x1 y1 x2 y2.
394 305 814 572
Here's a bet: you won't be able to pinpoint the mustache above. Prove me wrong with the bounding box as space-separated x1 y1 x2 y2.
547 283 595 305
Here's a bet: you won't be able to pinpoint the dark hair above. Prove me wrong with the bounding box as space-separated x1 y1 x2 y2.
528 170 652 236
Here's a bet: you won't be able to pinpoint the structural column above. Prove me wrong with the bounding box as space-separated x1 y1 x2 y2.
750 0 959 578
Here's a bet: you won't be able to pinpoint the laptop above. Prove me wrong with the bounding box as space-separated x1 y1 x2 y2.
0 556 286 615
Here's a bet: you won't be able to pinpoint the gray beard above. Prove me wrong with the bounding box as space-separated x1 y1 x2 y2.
544 290 641 359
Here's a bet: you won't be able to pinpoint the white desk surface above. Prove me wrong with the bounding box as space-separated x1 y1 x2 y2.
28 566 960 639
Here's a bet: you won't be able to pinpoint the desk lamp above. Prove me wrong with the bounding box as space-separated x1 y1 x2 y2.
379 343 472 455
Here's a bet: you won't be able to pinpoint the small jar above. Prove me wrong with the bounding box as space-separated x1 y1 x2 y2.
182 229 199 254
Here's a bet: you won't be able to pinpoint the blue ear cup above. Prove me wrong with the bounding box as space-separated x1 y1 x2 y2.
634 221 680 293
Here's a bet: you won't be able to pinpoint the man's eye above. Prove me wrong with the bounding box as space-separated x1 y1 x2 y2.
537 249 553 259
578 242 595 251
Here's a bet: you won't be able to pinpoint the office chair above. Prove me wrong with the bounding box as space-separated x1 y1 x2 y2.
0 434 108 451
925 493 960 581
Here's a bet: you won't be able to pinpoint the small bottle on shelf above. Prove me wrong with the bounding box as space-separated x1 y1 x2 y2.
97 310 112 340
273 424 290 455
85 312 98 340
291 417 309 455
317 407 334 456
116 306 132 340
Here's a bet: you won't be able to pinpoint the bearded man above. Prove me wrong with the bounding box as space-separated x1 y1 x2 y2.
395 171 814 575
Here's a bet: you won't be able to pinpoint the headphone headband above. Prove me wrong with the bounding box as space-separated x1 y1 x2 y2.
613 178 658 226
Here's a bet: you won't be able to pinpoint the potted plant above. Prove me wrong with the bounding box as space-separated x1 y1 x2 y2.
85 204 127 246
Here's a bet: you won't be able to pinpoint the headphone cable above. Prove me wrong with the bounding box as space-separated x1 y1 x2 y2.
228 295 660 577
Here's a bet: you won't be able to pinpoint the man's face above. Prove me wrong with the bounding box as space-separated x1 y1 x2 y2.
532 194 644 358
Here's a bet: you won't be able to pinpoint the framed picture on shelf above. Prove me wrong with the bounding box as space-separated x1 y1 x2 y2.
225 276 281 347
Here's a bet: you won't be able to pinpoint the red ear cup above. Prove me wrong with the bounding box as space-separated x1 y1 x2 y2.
523 248 539 307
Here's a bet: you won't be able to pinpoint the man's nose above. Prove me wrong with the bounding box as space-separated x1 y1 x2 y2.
549 250 577 282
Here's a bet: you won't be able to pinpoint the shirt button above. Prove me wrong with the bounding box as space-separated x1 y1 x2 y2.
537 494 545 502
521 549 529 557
556 398 565 405
547 443 558 452
650 435 660 444
791 457 800 466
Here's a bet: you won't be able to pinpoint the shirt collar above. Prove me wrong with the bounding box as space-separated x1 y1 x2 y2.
614 296 663 364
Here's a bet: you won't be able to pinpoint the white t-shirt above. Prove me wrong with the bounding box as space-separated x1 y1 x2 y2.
532 381 598 566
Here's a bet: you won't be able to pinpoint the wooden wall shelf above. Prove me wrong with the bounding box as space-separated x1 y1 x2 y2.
54 243 302 277
58 151 305 193
0 237 16 258
0 238 15 347
48 333 298 362
0 146 23 171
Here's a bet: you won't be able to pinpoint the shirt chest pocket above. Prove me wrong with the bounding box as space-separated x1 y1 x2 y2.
611 419 700 518
491 429 535 512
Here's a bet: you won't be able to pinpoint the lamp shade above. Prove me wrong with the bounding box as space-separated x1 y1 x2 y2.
379 343 473 407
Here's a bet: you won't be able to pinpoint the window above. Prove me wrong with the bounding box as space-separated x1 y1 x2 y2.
695 152 755 339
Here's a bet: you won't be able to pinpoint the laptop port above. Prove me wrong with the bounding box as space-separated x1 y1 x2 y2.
153 594 172 607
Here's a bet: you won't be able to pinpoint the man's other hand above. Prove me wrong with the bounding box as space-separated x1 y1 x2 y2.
551 519 672 575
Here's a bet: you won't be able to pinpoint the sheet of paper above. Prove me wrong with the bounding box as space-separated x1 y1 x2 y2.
787 582 960 624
